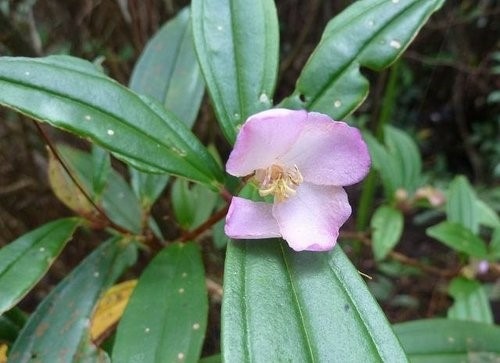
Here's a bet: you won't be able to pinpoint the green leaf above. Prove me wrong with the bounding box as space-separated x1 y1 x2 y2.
394 319 500 362
57 145 143 233
192 0 279 143
0 55 223 188
113 243 207 362
8 237 137 362
490 227 500 258
129 7 206 206
130 7 204 129
476 199 500 229
222 240 407 362
446 175 479 233
0 218 80 315
199 354 222 363
363 127 422 198
0 308 26 345
384 125 422 193
426 222 488 258
362 131 400 196
281 0 445 119
171 178 218 230
371 205 404 261
90 145 111 198
447 277 493 324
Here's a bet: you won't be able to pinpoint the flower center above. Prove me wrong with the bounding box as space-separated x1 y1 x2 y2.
254 164 303 202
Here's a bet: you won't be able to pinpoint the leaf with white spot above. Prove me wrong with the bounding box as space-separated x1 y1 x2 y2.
0 55 224 189
281 0 446 119
192 0 280 143
0 218 80 315
8 237 137 362
113 242 208 362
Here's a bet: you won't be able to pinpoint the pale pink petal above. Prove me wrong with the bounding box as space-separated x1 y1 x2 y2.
273 183 351 251
226 108 308 177
281 112 370 186
225 197 281 239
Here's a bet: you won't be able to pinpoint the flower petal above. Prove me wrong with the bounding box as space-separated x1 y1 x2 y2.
273 183 351 251
225 197 281 239
281 112 371 186
226 108 308 177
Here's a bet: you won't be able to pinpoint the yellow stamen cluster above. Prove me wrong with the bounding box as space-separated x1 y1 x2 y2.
255 164 303 202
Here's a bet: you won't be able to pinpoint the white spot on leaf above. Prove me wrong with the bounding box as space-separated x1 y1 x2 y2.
192 323 200 330
259 93 270 103
170 147 187 157
145 327 150 333
39 247 45 252
24 71 30 76
93 272 100 278
84 115 92 121
107 129 115 136
178 288 185 294
392 0 400 3
181 272 188 278
334 100 342 108
177 352 185 360
390 40 402 49
217 25 223 31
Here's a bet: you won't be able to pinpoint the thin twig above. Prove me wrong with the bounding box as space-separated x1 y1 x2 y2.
35 123 134 236
179 204 229 242
340 230 458 278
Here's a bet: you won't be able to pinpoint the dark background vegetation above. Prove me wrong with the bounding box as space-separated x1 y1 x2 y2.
0 0 499 338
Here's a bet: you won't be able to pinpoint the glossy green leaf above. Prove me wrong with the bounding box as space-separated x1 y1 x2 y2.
384 125 422 193
90 145 111 198
0 55 223 188
447 277 493 324
129 7 206 206
446 176 479 234
281 0 445 119
171 178 218 230
57 145 142 233
371 205 404 261
363 126 422 197
192 0 279 143
222 240 407 362
8 237 137 362
394 319 500 362
113 242 207 362
130 7 204 129
0 218 80 315
363 131 400 196
426 222 488 258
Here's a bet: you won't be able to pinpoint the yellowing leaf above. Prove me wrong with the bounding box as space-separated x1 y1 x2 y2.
90 279 137 341
47 148 96 218
0 344 7 363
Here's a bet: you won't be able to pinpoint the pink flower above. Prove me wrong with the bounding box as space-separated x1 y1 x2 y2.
224 108 371 251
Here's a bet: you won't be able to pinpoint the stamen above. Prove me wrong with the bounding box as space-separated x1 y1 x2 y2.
254 164 303 202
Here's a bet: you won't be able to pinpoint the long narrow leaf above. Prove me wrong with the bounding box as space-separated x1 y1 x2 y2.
113 242 207 362
0 218 80 315
8 237 136 362
394 319 500 362
129 7 206 206
281 0 445 119
192 0 279 143
222 240 407 362
0 56 223 188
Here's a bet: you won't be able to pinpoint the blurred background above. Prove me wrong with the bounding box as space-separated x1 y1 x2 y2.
0 0 498 326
